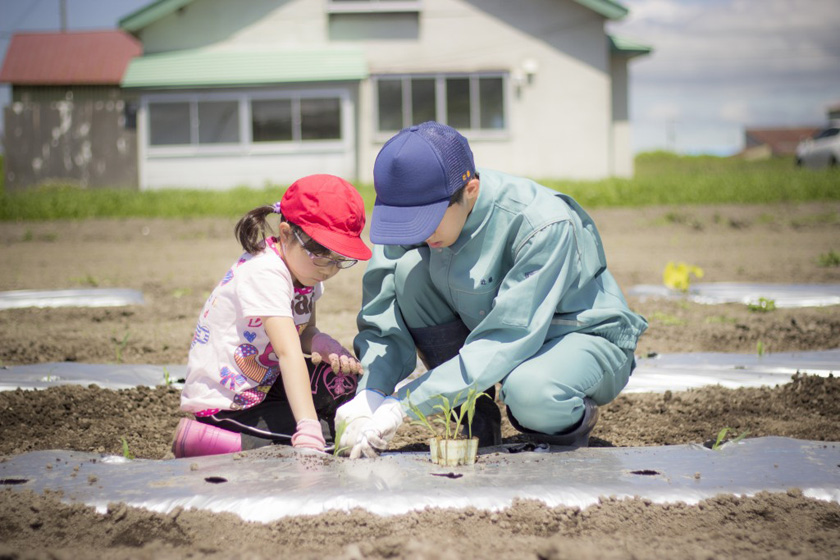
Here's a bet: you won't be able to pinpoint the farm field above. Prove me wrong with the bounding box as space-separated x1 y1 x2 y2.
1 199 839 558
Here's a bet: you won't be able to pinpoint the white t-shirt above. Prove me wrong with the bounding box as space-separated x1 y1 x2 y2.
181 237 323 413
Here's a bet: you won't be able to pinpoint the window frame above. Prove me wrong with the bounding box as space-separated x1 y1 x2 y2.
325 0 422 14
142 89 349 157
372 72 509 141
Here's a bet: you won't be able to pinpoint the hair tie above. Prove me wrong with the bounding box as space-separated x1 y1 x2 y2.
272 201 282 214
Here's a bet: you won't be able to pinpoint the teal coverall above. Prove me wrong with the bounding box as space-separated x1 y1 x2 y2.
354 168 648 434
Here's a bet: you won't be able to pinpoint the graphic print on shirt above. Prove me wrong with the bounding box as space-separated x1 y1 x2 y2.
191 322 210 349
310 361 357 399
234 341 278 383
233 367 279 409
219 366 246 390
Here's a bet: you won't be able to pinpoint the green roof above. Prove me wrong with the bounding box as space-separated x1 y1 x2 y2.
120 0 630 32
608 35 652 57
574 0 629 20
121 48 368 88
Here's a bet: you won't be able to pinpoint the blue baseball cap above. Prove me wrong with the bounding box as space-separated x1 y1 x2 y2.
371 121 476 245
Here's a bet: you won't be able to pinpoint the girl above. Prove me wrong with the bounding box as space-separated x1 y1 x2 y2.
172 174 371 457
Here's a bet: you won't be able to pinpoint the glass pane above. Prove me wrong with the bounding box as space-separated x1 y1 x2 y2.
479 77 504 130
301 98 341 140
377 79 403 131
411 78 436 125
445 77 470 129
198 101 239 144
252 99 293 142
148 102 190 146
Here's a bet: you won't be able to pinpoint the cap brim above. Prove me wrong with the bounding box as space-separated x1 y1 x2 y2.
305 228 372 261
370 198 449 245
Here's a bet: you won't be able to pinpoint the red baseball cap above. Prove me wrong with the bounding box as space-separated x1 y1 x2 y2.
279 174 372 260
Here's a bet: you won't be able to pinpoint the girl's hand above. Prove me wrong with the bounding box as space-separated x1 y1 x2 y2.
310 332 363 375
291 418 326 452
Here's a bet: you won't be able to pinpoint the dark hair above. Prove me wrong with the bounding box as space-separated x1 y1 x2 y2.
234 205 331 256
448 171 478 207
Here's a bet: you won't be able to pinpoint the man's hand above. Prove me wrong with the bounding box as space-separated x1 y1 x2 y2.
334 389 385 455
291 418 326 452
350 397 406 458
310 333 362 375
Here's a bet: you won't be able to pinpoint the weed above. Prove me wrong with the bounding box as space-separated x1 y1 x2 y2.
711 427 750 450
663 261 704 292
650 311 686 326
757 340 766 357
113 330 130 363
172 288 192 298
748 297 776 312
120 437 135 460
70 274 100 287
705 315 736 325
817 250 840 267
162 366 172 386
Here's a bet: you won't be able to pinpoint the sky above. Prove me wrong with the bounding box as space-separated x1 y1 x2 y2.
1 0 839 156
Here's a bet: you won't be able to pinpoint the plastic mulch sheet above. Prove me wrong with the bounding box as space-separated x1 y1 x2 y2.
1 437 837 521
0 288 145 310
627 282 840 308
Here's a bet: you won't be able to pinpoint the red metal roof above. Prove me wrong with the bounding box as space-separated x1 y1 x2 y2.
0 30 142 85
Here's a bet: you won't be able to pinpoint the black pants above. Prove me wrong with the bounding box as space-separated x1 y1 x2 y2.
196 359 356 450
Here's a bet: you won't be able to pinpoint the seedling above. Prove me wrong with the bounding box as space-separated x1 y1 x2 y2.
757 340 766 357
407 386 487 441
120 437 135 460
662 261 704 292
162 366 172 386
711 427 750 450
333 419 351 457
748 297 776 313
113 330 130 363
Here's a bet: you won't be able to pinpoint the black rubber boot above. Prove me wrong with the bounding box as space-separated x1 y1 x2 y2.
507 397 599 448
409 321 502 448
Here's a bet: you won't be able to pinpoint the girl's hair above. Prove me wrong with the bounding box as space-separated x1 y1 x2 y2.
234 205 332 256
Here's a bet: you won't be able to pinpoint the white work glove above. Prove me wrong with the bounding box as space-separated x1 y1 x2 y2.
350 397 406 459
310 333 363 375
334 389 385 456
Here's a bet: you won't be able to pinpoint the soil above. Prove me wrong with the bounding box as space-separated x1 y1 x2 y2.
1 202 840 559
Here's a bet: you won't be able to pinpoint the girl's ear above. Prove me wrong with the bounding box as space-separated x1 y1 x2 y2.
277 221 292 242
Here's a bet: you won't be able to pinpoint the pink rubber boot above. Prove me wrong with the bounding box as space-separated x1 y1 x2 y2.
172 418 242 458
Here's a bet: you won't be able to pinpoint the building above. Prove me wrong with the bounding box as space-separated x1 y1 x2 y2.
2 0 650 191
0 31 142 190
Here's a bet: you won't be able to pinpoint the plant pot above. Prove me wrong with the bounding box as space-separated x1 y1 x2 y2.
428 437 478 466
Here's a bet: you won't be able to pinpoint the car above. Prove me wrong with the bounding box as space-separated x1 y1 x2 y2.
796 124 840 169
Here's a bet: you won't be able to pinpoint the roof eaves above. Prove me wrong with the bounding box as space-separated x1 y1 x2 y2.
608 35 653 58
574 0 629 20
119 0 195 33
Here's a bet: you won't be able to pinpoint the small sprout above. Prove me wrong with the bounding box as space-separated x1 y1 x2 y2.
120 437 135 460
407 386 486 441
663 261 704 292
817 250 840 268
332 419 351 457
162 367 172 386
757 340 766 357
113 330 131 363
748 297 776 313
711 427 750 450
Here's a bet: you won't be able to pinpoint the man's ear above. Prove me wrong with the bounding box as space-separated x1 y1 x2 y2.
465 177 480 202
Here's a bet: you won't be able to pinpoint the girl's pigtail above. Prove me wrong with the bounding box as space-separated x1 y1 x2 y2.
234 205 281 254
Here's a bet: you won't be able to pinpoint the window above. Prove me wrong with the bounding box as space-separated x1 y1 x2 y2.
147 92 344 149
327 0 421 13
149 102 190 146
375 73 506 134
252 99 293 142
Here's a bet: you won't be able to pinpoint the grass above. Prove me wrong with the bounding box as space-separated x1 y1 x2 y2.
1 152 838 221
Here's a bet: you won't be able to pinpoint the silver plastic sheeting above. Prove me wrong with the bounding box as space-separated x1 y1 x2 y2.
0 363 186 392
2 349 837 394
0 288 145 310
625 348 840 393
0 437 837 521
628 282 840 308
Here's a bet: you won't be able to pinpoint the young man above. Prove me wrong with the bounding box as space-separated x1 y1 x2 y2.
337 122 647 458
